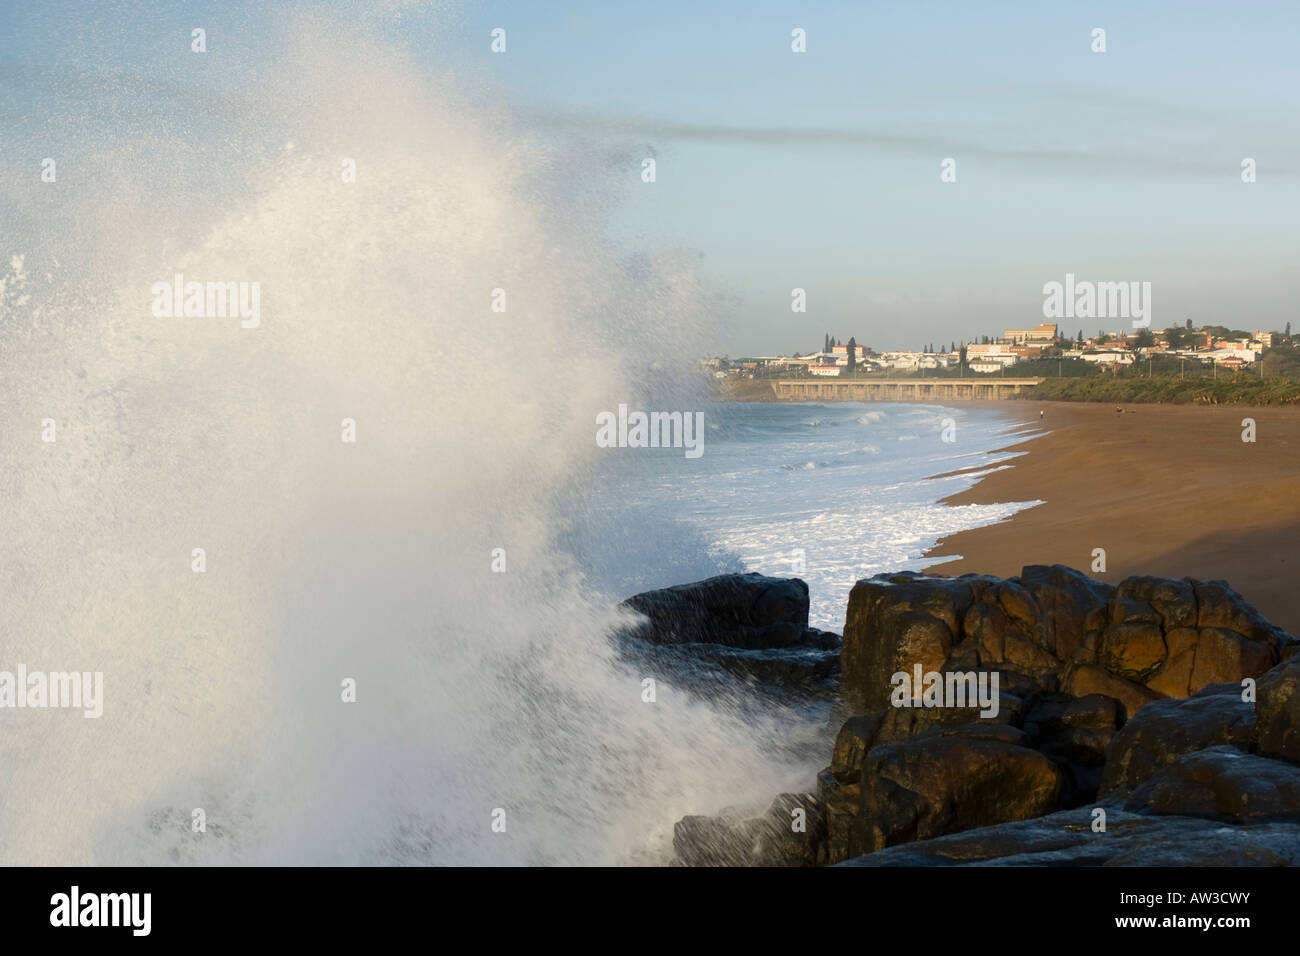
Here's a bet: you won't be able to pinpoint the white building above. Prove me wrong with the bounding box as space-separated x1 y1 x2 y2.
1203 347 1259 365
966 343 1019 367
1081 349 1135 365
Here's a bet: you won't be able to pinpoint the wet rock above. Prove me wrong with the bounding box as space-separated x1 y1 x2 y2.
840 572 988 715
1062 664 1163 721
858 728 1063 852
621 573 822 649
1125 745 1300 823
672 793 827 867
1100 687 1256 795
667 565 1300 867
1024 693 1124 735
839 802 1300 867
1256 656 1300 764
838 566 1295 720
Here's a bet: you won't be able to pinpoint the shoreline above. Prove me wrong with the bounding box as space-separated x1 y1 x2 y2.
922 400 1300 635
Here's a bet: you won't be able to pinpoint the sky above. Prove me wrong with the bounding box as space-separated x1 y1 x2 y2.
446 0 1300 355
3 0 1298 356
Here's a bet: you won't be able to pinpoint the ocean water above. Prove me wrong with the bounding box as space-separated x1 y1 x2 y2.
574 400 1039 631
0 1 1037 866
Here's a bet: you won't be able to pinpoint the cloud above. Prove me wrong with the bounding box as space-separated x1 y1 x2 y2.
526 108 1296 181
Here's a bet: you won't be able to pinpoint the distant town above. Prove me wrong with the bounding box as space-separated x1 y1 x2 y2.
705 322 1297 379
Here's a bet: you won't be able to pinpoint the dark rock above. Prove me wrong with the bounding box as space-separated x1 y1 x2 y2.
667 565 1300 867
830 713 885 784
1098 619 1167 683
839 802 1300 866
750 793 828 866
831 690 1025 785
1100 688 1256 795
678 643 840 694
816 767 865 863
1062 664 1163 720
1256 656 1300 764
673 814 751 867
1024 693 1123 735
839 566 1295 722
673 793 827 867
840 572 988 715
1117 576 1198 631
621 573 816 649
858 728 1063 852
1189 627 1278 692
1017 564 1114 661
1038 727 1116 768
1126 745 1300 823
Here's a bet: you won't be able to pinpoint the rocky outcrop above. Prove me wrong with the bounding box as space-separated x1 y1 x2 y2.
1256 657 1300 763
839 566 1291 719
667 565 1300 866
674 793 828 867
838 802 1300 866
1125 745 1300 824
1099 683 1256 794
621 573 833 649
617 573 841 700
857 724 1063 852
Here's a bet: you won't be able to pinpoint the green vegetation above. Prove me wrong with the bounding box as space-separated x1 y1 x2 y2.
1020 373 1300 405
1013 347 1300 405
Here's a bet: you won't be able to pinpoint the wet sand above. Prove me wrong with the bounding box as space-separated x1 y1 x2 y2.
924 401 1300 635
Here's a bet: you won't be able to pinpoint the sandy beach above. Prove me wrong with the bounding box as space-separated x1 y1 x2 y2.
925 401 1300 635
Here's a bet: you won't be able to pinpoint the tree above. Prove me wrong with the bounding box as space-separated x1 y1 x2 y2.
1186 318 1193 330
1077 330 1084 345
958 343 968 374
1287 322 1292 338
1135 328 1154 348
847 337 857 375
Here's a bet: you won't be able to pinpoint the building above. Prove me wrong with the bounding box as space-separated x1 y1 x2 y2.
831 343 868 362
1081 349 1135 365
1010 344 1045 360
967 343 1019 367
809 365 842 377
878 351 920 370
1003 323 1059 345
1203 347 1259 365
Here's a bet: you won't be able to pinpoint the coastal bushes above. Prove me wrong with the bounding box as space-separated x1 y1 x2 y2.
1021 373 1300 405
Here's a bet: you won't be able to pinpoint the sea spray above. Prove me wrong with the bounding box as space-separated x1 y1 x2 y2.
0 0 814 865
